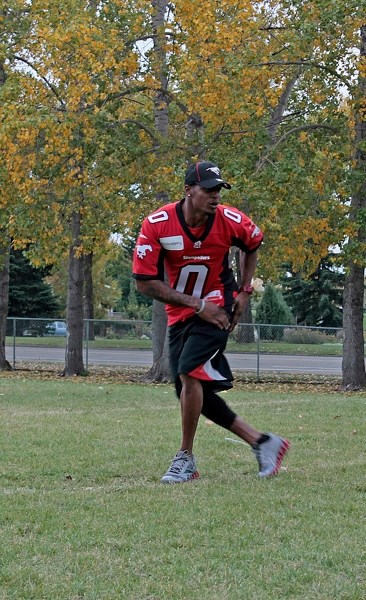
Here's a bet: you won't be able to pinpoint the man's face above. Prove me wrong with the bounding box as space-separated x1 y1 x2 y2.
186 184 223 215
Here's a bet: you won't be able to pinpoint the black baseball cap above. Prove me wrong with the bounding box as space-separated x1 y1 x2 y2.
184 161 232 189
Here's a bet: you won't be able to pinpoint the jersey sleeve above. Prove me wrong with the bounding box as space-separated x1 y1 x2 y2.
132 217 165 280
229 208 263 253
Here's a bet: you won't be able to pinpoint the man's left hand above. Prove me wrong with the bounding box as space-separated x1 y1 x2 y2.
229 292 251 332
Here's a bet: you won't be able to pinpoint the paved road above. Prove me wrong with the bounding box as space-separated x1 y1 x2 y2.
5 345 344 375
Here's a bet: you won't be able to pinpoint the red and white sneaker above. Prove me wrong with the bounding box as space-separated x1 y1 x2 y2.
252 433 290 478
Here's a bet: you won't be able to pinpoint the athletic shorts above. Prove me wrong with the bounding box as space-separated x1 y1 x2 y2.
169 316 234 394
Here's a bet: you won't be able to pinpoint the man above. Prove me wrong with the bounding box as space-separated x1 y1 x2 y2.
132 161 290 483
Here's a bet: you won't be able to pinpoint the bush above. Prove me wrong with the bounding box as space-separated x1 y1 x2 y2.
256 283 294 340
283 328 334 345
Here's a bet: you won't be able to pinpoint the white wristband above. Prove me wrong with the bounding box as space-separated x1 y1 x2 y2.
195 299 206 315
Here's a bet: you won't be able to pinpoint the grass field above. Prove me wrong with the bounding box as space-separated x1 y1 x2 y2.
6 334 346 356
0 375 365 599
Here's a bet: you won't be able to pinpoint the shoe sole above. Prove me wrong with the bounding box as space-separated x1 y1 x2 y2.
161 471 200 484
258 439 290 478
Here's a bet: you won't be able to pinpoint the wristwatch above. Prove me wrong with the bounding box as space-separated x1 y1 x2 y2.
238 285 254 294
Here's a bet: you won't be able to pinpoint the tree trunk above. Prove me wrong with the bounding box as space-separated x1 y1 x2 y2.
342 265 366 389
146 0 172 382
145 299 171 382
147 1 209 381
341 25 366 390
83 251 95 340
152 0 169 142
0 236 11 371
236 301 255 344
64 211 85 376
256 70 302 172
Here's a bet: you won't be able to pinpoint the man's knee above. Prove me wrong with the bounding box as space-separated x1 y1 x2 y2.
201 390 237 430
179 373 203 395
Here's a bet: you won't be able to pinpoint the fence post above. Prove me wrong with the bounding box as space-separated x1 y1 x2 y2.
12 317 16 369
85 320 89 371
256 324 260 382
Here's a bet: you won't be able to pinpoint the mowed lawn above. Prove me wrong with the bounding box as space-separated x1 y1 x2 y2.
0 377 365 600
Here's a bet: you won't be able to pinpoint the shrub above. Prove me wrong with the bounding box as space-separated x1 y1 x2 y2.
283 328 334 345
256 283 294 340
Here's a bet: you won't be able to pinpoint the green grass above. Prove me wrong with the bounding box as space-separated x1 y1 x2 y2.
5 335 348 355
0 378 366 599
225 339 344 356
6 335 153 350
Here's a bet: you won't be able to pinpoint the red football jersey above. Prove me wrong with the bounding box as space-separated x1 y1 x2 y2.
132 200 263 325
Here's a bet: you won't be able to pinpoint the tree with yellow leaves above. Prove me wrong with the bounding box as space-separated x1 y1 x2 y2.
0 0 152 374
0 0 32 370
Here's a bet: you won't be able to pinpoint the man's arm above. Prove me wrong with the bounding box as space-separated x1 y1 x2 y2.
229 249 259 332
136 279 231 330
239 249 258 287
136 279 201 311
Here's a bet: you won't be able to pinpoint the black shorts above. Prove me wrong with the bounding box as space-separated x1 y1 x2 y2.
169 316 234 394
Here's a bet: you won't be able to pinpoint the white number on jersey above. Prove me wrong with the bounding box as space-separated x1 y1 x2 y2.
148 210 169 224
223 208 242 224
175 265 209 297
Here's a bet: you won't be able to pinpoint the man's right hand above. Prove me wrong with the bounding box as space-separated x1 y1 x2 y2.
198 301 231 331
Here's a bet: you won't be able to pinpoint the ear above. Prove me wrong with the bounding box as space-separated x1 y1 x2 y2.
185 185 194 197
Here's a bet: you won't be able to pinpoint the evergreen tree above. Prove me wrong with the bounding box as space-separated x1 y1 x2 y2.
256 283 294 340
8 249 60 318
281 256 344 327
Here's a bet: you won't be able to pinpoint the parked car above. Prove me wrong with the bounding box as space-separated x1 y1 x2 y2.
23 327 43 337
45 321 67 336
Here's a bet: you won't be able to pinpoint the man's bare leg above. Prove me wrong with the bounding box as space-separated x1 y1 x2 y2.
179 373 203 454
229 415 262 447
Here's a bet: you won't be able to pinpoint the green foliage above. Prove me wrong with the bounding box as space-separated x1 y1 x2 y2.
105 244 152 318
281 255 344 327
8 248 60 318
123 278 152 320
256 283 294 340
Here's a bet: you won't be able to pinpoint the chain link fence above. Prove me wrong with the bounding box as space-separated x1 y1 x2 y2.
4 317 347 381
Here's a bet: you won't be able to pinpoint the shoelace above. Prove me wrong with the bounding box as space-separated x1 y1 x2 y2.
168 454 190 474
